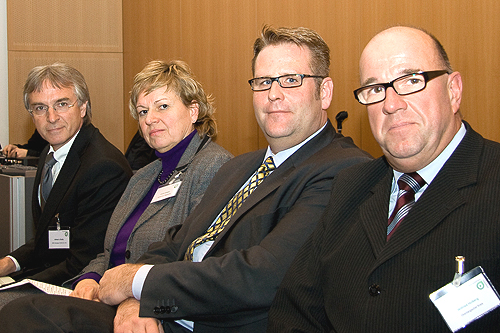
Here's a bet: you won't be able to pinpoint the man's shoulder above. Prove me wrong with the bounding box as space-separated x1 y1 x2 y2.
288 131 372 176
77 125 127 160
70 124 131 176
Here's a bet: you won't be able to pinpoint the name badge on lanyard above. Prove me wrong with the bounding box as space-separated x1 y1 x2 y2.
151 181 182 203
48 213 70 249
151 169 183 204
429 257 500 332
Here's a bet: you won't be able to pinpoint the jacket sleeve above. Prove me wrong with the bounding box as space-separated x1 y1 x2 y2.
137 164 338 324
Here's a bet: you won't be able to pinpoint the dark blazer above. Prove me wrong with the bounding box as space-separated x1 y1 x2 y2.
9 123 132 285
268 122 500 332
136 120 372 332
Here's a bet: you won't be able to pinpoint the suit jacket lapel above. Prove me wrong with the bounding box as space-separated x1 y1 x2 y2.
207 121 337 252
372 125 481 269
134 135 210 232
33 125 95 244
359 168 393 259
108 161 161 239
213 158 292 244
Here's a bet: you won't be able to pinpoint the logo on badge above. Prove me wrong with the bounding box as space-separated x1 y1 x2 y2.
477 281 485 290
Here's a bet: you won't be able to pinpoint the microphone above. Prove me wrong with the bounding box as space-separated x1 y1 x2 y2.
335 111 348 134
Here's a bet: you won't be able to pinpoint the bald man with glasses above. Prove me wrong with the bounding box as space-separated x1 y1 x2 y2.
268 26 500 332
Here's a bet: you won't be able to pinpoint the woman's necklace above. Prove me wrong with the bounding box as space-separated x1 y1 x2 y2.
156 135 210 185
157 169 175 185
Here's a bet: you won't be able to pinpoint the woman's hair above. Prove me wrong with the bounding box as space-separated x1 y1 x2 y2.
129 60 217 138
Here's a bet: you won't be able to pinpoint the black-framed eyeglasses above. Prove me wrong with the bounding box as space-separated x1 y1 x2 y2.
353 70 450 105
248 74 325 91
28 100 79 116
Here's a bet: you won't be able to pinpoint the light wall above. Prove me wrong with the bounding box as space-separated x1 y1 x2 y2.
7 0 125 151
7 1 500 158
0 0 7 148
122 0 500 158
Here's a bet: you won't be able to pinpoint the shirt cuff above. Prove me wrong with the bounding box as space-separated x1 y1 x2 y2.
132 264 154 300
6 255 20 272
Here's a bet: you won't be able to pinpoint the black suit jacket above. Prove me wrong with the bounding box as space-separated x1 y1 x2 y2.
137 120 372 332
268 122 500 332
9 123 132 285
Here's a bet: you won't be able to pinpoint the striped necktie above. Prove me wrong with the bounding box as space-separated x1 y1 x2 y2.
387 172 425 241
184 156 276 260
40 152 57 209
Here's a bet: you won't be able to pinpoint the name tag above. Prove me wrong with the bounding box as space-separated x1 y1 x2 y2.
151 181 182 203
48 229 70 249
429 266 500 332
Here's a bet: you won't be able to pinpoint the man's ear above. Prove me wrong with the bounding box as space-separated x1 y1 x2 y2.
80 101 88 118
320 77 334 110
448 72 462 114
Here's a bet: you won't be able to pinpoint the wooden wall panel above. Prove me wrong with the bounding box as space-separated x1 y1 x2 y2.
7 0 125 151
122 0 183 146
7 0 122 52
123 0 259 155
9 0 500 158
8 52 124 149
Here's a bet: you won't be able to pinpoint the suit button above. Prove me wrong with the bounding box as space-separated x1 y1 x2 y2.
153 306 161 315
125 250 131 259
159 306 167 314
165 306 171 314
369 284 381 296
171 305 178 313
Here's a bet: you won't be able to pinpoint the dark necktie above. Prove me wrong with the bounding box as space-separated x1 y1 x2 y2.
184 156 276 261
387 172 425 241
41 152 57 208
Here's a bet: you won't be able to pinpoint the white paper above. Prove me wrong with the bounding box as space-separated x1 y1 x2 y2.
0 278 72 296
0 276 15 286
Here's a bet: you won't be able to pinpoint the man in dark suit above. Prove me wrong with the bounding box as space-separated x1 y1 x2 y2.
268 26 500 332
0 27 370 332
0 64 132 292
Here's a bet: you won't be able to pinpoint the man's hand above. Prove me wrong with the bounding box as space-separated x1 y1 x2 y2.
98 263 143 305
114 298 164 333
0 257 16 277
3 145 27 158
69 278 100 301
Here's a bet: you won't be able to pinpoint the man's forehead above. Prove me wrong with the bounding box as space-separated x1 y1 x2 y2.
29 84 75 102
359 30 438 84
255 43 310 67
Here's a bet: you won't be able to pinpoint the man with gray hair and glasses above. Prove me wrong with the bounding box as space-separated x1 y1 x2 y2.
0 63 132 308
268 26 500 332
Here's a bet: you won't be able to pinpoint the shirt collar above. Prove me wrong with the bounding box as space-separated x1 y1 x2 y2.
393 122 466 186
264 122 327 168
49 129 80 166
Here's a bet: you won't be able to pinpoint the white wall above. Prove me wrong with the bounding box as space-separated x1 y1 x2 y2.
0 0 8 148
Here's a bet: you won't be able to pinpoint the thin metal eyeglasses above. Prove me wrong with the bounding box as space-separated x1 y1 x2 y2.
28 100 79 116
353 70 450 105
248 74 325 91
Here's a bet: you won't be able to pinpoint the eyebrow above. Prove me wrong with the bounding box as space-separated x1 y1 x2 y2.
30 97 72 105
136 98 171 109
360 68 422 87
